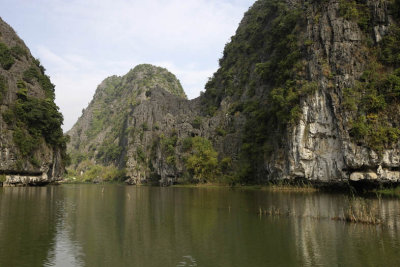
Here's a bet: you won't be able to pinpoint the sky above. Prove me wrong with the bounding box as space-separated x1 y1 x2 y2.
0 0 256 131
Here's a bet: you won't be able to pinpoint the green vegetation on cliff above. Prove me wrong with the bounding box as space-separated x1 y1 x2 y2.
0 42 14 70
0 74 6 102
338 0 371 31
184 136 219 182
179 136 236 184
344 61 400 151
67 64 186 181
0 19 68 177
342 4 400 152
66 0 400 185
23 60 56 99
1 43 67 163
160 131 178 166
201 0 400 182
3 80 67 159
0 41 28 70
203 0 309 182
203 0 305 110
66 161 126 183
129 64 187 99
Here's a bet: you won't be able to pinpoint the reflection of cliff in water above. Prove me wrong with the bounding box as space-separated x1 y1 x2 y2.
0 187 60 266
62 186 224 266
1 185 400 266
60 186 400 267
288 194 400 266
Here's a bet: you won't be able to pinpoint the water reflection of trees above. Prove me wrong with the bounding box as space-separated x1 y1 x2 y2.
285 194 400 266
3 186 399 266
0 187 60 267
61 187 400 267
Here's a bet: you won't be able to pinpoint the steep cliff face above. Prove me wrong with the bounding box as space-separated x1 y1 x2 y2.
204 0 400 183
286 0 387 182
0 18 67 186
68 0 400 185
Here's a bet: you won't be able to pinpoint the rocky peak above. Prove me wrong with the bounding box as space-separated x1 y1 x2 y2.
67 64 191 183
124 64 186 98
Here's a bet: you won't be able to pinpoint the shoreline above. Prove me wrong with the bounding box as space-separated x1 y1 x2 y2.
55 178 400 197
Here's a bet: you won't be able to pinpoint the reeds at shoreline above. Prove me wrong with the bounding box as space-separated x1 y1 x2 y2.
332 198 382 225
258 197 383 225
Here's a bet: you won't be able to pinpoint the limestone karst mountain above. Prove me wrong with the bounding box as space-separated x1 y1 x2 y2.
69 0 400 185
67 64 200 184
0 18 67 186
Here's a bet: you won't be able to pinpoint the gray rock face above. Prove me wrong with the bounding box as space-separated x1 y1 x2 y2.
67 65 198 184
68 0 400 185
205 0 400 183
0 17 65 186
4 173 50 186
124 88 200 184
279 0 400 182
288 90 345 182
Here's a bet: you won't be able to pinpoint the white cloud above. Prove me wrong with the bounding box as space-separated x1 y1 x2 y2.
39 0 250 56
36 46 77 72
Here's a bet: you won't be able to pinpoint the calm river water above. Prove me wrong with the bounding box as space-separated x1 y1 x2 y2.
0 184 400 267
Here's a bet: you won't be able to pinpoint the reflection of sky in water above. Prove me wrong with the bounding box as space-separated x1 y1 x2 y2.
1 185 400 267
176 255 197 266
45 199 84 267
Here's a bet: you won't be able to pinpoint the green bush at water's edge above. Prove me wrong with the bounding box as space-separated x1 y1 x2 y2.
66 162 126 183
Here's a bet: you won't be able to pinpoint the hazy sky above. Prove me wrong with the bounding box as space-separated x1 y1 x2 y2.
0 0 256 131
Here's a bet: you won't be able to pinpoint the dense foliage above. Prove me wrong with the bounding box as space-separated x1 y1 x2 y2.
191 116 202 129
0 74 6 102
343 21 400 151
202 0 304 113
338 0 371 32
23 62 56 100
67 161 126 182
10 45 27 60
3 77 67 162
179 136 236 184
184 136 219 182
0 42 14 70
86 76 122 139
0 41 27 70
0 37 68 167
202 0 308 182
126 64 186 99
199 0 400 183
160 131 178 166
